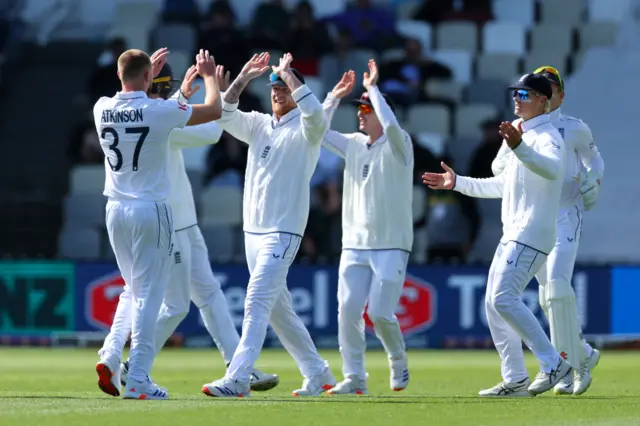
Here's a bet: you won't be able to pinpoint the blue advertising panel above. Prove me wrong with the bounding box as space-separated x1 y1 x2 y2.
611 267 640 334
74 262 612 348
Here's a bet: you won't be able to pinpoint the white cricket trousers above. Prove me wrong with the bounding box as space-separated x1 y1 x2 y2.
99 200 173 383
155 225 239 363
486 240 560 383
536 206 593 363
338 249 409 379
226 232 326 383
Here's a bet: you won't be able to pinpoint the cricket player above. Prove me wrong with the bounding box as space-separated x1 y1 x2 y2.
94 48 222 400
492 66 604 395
201 52 337 398
320 60 413 395
117 63 279 392
423 74 573 397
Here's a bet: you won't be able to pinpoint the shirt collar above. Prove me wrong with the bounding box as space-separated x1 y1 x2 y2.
548 107 562 122
115 91 148 99
272 107 301 127
521 113 550 132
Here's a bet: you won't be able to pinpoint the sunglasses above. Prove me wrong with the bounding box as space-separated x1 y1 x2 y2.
512 89 539 102
358 104 373 114
533 65 564 91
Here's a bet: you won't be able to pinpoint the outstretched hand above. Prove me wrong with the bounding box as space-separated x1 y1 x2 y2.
180 65 200 99
240 52 271 80
272 52 294 77
331 70 356 99
150 47 169 79
216 65 231 91
422 162 456 190
195 49 216 78
362 59 379 90
499 121 523 149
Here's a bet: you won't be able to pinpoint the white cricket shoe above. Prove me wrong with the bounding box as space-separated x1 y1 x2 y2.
573 348 600 395
120 360 158 387
123 377 169 400
96 359 121 397
202 377 250 398
553 372 574 395
389 354 409 391
528 358 572 395
250 369 280 392
292 361 336 396
479 378 533 397
327 375 368 395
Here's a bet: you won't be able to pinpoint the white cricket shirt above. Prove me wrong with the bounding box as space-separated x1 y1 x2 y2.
93 91 193 202
322 87 414 251
455 114 565 254
492 109 604 210
165 92 224 230
215 85 328 236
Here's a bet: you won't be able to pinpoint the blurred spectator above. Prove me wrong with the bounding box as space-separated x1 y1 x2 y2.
467 118 502 179
301 148 343 262
412 135 441 183
329 0 400 51
319 29 362 99
413 0 492 25
162 0 200 24
87 37 127 104
380 37 453 108
287 1 333 76
250 0 290 51
66 118 104 166
203 132 248 186
199 3 250 78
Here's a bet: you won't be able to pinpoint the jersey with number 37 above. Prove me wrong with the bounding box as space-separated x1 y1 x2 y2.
93 91 193 202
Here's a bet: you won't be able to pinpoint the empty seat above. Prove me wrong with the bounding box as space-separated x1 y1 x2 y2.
523 51 567 76
58 228 101 260
436 21 477 51
70 165 105 195
330 106 359 133
455 104 499 138
200 225 235 262
466 79 510 112
63 194 106 229
539 0 585 26
432 49 473 84
397 20 432 52
483 22 526 54
425 79 465 103
492 0 535 28
304 76 325 97
199 186 243 227
579 22 619 49
415 132 446 157
380 48 405 62
115 1 159 28
476 53 521 82
404 104 451 137
588 0 631 23
153 24 196 53
530 24 574 56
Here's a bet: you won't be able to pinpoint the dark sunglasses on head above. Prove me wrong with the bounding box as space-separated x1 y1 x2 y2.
533 65 564 91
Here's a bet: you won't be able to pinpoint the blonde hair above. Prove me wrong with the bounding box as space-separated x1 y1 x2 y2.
543 98 551 113
117 49 151 83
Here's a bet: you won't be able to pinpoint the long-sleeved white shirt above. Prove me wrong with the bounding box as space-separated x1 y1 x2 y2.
322 86 414 251
455 114 565 254
164 91 223 230
215 84 327 236
492 108 604 210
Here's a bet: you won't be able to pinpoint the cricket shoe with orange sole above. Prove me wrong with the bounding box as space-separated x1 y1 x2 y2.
96 359 121 397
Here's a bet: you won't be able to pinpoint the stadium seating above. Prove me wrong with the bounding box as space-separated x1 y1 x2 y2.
396 20 432 52
436 22 477 51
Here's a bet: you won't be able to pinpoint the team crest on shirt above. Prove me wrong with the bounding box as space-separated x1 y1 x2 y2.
261 145 271 159
558 128 565 139
174 251 181 264
362 164 370 179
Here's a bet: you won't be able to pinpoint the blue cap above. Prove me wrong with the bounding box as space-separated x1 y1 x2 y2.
267 68 305 86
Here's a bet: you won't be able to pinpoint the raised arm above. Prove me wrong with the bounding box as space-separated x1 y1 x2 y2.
320 71 357 158
422 162 503 199
186 50 222 126
363 59 412 165
273 53 327 144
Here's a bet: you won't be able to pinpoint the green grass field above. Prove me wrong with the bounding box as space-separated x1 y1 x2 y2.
0 348 638 426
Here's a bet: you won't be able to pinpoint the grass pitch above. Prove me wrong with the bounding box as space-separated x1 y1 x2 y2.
0 348 638 426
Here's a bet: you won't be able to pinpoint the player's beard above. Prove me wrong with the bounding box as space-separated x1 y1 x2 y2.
272 98 296 119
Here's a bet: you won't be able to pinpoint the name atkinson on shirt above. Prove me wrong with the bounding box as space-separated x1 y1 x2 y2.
101 108 143 123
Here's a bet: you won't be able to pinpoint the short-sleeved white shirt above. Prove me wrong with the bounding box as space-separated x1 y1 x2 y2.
93 91 192 202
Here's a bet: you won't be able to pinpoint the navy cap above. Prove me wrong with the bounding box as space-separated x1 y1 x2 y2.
351 91 396 113
508 74 553 100
267 68 305 86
